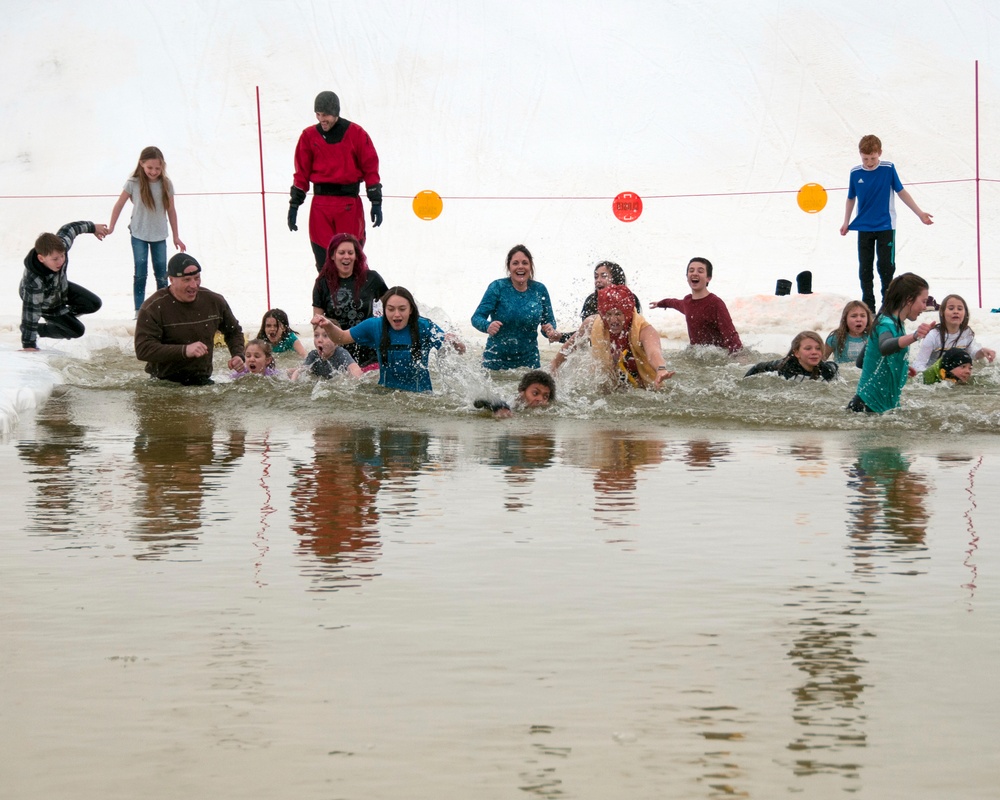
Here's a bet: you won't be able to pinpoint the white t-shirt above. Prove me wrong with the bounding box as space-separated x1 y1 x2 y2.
124 176 169 242
911 327 982 372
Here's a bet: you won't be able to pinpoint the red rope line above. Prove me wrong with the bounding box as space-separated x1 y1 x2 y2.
0 178 984 202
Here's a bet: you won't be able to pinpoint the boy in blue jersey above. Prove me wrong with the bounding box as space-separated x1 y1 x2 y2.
840 134 933 313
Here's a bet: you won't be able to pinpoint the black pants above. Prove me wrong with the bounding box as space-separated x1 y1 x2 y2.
38 283 102 340
311 241 327 272
858 229 895 313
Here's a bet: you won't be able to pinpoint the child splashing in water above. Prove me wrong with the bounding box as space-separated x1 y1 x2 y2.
258 308 307 356
312 286 466 393
847 272 935 414
824 301 873 363
108 146 185 316
910 293 996 372
232 339 279 378
293 325 363 379
745 331 839 381
922 347 974 385
474 369 556 418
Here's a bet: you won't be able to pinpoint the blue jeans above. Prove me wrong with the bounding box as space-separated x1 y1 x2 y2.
131 237 167 311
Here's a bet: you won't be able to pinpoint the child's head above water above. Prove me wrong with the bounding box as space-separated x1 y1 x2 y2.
839 300 873 337
880 272 929 319
517 369 556 407
242 339 274 374
312 325 338 359
259 308 295 343
940 348 973 383
788 331 825 371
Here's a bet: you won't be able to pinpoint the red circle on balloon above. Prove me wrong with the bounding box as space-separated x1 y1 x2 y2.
612 192 643 222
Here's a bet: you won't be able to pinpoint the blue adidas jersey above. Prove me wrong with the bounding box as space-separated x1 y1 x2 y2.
847 160 904 232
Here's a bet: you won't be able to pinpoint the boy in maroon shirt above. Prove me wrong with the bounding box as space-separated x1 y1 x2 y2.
649 257 743 353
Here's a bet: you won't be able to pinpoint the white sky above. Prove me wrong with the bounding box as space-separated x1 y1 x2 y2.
2 0 1000 326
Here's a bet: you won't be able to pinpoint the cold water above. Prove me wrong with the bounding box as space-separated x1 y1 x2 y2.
2 346 999 799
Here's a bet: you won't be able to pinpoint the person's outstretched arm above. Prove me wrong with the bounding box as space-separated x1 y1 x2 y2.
638 323 675 386
897 189 933 225
311 314 355 345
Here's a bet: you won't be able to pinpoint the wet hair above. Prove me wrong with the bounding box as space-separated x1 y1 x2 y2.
594 260 627 285
688 257 713 279
788 330 824 356
829 300 873 356
878 272 929 319
34 233 65 255
518 369 556 403
783 331 824 374
131 146 174 213
257 308 298 342
379 286 423 364
858 134 882 154
505 244 535 280
244 338 275 369
320 233 369 303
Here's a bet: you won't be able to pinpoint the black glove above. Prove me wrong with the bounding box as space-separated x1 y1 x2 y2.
288 185 307 232
367 183 383 228
474 398 510 413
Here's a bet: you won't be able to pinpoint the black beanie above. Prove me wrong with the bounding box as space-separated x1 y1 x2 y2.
314 91 340 116
941 347 973 374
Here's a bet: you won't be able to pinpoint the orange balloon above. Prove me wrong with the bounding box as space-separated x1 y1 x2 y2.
412 190 443 220
797 183 827 214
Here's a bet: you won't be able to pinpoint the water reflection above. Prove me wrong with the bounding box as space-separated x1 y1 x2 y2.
845 445 930 575
130 393 246 560
936 453 983 608
490 432 556 512
16 393 94 541
678 439 732 470
518 724 571 797
785 583 869 786
959 456 984 606
291 424 382 591
563 432 666 526
376 427 435 522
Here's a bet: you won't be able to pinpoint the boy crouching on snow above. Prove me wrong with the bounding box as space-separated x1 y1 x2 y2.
20 221 108 351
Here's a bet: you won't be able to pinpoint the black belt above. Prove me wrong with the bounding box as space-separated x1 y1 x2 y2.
313 182 360 196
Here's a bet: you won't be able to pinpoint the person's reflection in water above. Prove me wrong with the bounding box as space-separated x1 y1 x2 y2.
291 425 383 591
376 428 435 521
845 445 930 575
491 432 556 511
131 395 246 560
17 393 93 540
679 438 732 470
588 433 665 527
787 441 825 469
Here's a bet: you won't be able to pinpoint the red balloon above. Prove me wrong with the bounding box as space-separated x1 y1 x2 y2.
613 192 643 222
